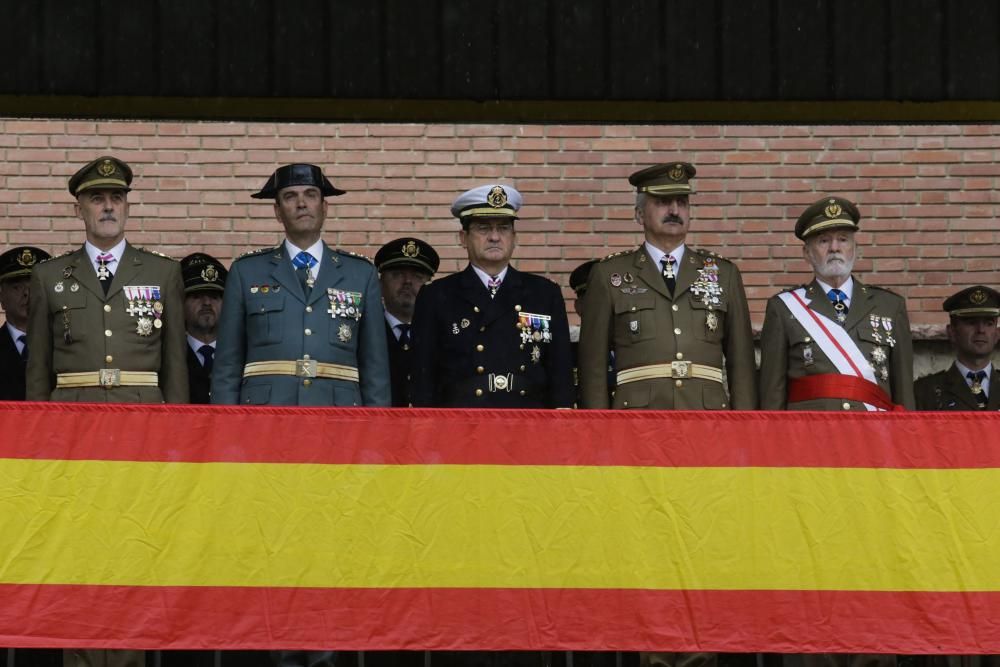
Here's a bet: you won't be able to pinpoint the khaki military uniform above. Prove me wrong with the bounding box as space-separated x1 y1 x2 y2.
26 244 188 404
578 245 756 410
915 364 1000 411
758 279 914 411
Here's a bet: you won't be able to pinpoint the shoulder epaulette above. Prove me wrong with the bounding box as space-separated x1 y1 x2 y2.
133 247 174 260
335 249 373 264
777 284 808 294
235 247 276 261
599 249 631 263
690 246 732 263
864 284 902 298
39 249 74 264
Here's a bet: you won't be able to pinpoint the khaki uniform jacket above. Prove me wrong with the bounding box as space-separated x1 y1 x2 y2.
25 244 188 403
758 278 915 411
578 245 757 410
914 363 1000 411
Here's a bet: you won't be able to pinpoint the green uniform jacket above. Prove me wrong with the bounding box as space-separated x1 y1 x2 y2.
758 278 915 411
578 245 757 410
211 243 390 407
25 244 188 403
914 363 1000 411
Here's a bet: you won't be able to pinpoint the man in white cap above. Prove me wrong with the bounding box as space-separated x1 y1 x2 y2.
410 184 574 409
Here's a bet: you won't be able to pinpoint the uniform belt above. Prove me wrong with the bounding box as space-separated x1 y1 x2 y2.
788 373 902 411
243 359 359 383
56 370 159 389
616 361 723 386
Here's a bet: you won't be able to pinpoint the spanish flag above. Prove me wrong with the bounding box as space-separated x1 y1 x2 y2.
1 402 998 653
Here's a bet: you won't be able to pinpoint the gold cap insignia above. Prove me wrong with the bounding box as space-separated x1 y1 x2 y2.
824 200 843 219
487 185 508 208
201 265 219 283
402 240 419 258
971 288 988 305
668 164 685 181
16 248 35 267
97 159 117 177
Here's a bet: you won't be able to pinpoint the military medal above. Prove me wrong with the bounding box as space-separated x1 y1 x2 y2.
460 318 470 329
70 282 79 292
610 273 622 287
136 317 153 336
879 367 889 381
531 345 542 364
250 286 259 294
54 282 64 293
338 322 352 342
803 345 815 366
96 262 112 281
971 378 984 395
871 346 887 366
882 317 895 347
705 310 719 332
326 289 363 321
691 257 724 306
870 315 882 344
518 312 552 346
623 272 634 284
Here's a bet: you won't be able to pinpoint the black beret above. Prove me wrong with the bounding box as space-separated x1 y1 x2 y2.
374 238 440 276
251 164 345 199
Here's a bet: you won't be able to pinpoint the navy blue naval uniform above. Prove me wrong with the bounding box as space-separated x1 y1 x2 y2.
410 264 574 408
211 243 390 407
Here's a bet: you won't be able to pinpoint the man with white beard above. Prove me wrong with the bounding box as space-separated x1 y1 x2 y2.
759 195 914 411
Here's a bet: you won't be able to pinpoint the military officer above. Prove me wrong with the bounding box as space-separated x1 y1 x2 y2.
374 237 439 407
25 156 187 667
759 196 914 411
410 184 574 409
578 162 757 412
181 252 227 404
26 156 188 407
915 285 1000 411
212 163 390 409
0 246 50 401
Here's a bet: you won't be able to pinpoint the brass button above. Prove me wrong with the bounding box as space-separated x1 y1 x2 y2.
105 355 113 363
674 328 682 335
475 389 483 397
103 304 112 312
477 366 485 374
630 306 636 312
305 306 313 313
804 337 812 343
62 305 68 310
303 354 311 360
105 329 112 337
476 344 484 352
303 379 312 387
515 305 522 312
675 379 683 388
519 344 524 350
519 390 526 396
304 328 312 336
676 352 684 360
480 326 486 332
672 304 679 312
842 402 851 410
519 365 526 372
721 403 727 408
474 306 480 313
623 401 629 407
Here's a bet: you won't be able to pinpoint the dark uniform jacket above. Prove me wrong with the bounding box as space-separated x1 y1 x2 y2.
211 243 390 407
385 319 414 407
914 363 1000 411
758 278 915 411
25 244 188 403
410 265 574 408
186 344 213 405
0 325 27 401
578 245 757 410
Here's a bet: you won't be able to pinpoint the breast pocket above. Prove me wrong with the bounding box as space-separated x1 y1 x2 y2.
691 298 728 343
329 317 359 348
247 295 285 345
613 294 658 344
53 290 89 345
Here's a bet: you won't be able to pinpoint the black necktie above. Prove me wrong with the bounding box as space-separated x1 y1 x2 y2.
967 370 988 408
17 334 28 362
660 256 676 294
397 323 411 347
199 345 215 372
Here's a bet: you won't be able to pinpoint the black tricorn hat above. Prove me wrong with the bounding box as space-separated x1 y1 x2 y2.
251 163 345 199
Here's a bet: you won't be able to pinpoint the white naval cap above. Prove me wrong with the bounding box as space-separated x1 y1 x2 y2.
450 184 522 223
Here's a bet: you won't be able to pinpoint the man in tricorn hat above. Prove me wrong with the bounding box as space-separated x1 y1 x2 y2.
374 237 439 406
26 156 187 667
915 285 1000 410
410 183 574 409
0 245 50 400
180 252 228 404
212 163 390 410
759 195 914 411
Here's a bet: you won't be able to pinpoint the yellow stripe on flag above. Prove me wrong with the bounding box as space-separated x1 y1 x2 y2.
2 459 999 591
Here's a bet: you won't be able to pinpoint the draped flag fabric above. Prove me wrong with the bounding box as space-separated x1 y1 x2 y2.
1 402 999 653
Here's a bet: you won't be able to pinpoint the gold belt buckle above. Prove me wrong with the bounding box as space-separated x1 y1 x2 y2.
99 369 121 388
295 359 318 378
670 361 691 378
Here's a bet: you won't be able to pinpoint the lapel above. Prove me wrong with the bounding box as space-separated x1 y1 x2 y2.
803 279 841 323
306 244 346 307
106 244 144 301
944 363 983 410
268 245 306 303
989 367 1000 410
64 247 103 300
673 247 702 299
458 265 495 318
633 246 671 300
842 278 876 331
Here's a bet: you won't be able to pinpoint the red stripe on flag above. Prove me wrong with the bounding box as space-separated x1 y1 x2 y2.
3 401 999 469
0 584 997 653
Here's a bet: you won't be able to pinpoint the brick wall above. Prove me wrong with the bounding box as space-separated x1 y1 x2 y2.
2 119 999 335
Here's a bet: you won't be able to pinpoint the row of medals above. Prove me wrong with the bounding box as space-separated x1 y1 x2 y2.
328 288 362 343
826 304 896 381
689 258 723 332
124 287 164 336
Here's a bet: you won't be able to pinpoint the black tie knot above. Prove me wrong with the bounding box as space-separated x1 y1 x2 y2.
198 344 215 371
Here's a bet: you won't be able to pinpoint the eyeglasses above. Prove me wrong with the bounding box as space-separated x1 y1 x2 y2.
468 221 515 236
